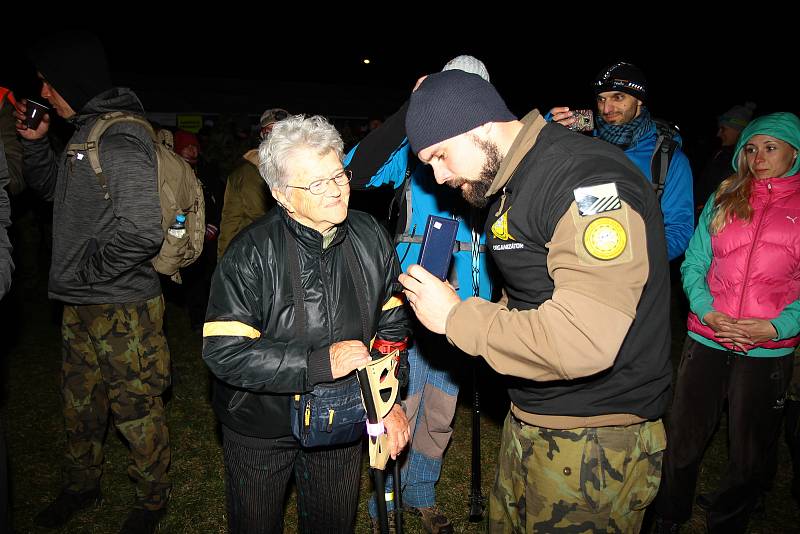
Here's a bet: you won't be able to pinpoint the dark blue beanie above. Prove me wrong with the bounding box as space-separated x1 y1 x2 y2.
406 70 516 155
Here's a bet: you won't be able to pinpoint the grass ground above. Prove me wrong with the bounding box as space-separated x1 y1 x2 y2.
2 252 799 533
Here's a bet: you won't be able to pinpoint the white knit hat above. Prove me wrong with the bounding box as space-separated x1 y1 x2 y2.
441 55 490 82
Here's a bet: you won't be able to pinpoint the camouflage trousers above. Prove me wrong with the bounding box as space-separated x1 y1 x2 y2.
488 413 666 533
61 295 171 510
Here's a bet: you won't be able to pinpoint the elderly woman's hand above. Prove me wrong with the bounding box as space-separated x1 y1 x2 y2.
329 340 371 380
382 404 410 459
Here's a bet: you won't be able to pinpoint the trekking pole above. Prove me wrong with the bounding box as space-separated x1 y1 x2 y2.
358 351 404 534
371 467 389 534
393 458 403 533
468 223 485 522
468 361 485 521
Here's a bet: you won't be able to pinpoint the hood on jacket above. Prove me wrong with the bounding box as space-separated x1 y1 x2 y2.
28 31 112 114
72 88 145 125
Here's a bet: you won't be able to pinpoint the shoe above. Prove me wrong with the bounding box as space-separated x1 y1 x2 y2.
653 516 681 534
33 487 102 528
119 507 167 534
405 506 453 534
370 510 397 534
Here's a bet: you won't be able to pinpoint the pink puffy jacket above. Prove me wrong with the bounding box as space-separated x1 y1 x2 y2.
687 174 800 350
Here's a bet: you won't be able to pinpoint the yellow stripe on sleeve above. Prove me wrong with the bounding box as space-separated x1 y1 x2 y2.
203 321 261 339
382 295 405 311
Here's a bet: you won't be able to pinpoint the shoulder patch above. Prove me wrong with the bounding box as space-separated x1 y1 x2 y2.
573 183 621 216
568 201 634 265
583 217 627 260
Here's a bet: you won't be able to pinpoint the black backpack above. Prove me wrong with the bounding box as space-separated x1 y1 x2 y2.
650 118 680 201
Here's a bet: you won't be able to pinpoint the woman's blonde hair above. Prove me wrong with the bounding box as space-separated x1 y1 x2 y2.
709 149 753 234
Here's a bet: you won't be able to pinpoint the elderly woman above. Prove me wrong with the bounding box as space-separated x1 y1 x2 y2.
202 115 410 534
654 112 800 533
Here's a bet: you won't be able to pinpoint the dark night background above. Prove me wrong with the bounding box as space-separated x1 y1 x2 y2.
2 17 796 167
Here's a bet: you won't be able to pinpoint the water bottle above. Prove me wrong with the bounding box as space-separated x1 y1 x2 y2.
168 214 187 238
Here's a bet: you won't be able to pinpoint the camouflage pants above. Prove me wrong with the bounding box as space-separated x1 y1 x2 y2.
61 295 171 510
488 413 666 534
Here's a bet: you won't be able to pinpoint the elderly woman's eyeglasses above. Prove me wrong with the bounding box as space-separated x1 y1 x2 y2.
286 169 352 195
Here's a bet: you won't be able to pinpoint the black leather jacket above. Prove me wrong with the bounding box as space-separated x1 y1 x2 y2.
203 208 410 438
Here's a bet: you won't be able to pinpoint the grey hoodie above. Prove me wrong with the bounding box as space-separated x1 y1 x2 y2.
22 88 163 304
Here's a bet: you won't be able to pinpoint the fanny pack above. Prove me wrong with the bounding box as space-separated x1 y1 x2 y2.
284 224 372 448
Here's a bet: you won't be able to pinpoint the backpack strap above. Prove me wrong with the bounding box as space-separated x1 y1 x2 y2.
649 121 679 201
66 111 156 201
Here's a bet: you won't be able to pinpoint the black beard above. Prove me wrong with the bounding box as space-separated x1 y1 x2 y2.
461 136 503 208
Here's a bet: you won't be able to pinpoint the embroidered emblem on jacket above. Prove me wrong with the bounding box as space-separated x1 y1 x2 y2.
491 210 515 241
787 216 797 224
583 217 627 260
573 183 621 216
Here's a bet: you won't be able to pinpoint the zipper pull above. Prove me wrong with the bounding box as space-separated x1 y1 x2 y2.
494 187 508 217
304 400 311 429
327 409 335 432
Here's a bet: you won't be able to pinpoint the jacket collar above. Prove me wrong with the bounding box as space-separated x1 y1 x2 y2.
752 173 800 197
279 208 347 253
486 109 548 198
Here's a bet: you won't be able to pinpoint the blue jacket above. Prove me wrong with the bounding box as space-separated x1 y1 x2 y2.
623 124 694 260
345 140 493 301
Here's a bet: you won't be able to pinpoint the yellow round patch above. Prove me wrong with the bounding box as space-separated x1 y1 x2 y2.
583 217 627 260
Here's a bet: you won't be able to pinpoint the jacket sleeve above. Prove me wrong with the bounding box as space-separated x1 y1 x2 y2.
374 225 410 344
76 132 163 284
346 100 410 190
21 137 58 201
680 195 716 322
772 299 800 340
661 150 694 260
202 237 320 393
445 201 648 382
0 105 16 298
0 164 12 299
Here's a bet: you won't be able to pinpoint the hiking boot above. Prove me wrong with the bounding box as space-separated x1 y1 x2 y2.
370 510 397 534
119 507 167 534
33 487 102 528
653 516 681 534
405 506 453 534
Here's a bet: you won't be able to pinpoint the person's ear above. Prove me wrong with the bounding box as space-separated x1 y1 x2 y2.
272 189 294 213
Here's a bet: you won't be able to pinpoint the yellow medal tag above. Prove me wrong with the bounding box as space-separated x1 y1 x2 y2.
583 217 627 260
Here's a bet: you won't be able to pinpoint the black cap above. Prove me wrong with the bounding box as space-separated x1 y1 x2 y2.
593 62 647 103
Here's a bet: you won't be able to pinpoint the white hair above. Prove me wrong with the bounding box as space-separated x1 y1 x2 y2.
258 114 344 192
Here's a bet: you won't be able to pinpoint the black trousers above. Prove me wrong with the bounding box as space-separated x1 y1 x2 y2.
654 337 793 533
222 427 362 534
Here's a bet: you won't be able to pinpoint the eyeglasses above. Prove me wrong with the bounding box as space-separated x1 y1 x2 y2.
286 169 352 195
